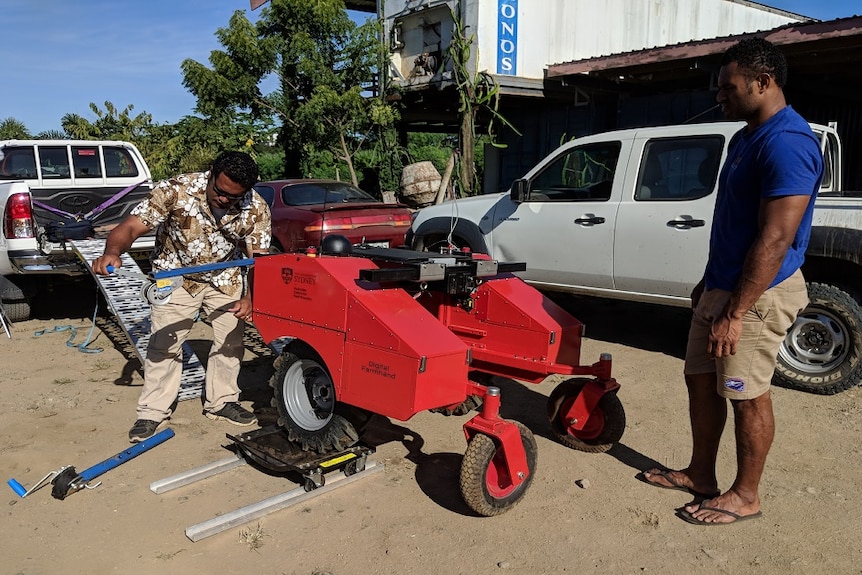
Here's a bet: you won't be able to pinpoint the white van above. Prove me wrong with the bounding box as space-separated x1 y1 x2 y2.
0 140 154 320
0 139 152 228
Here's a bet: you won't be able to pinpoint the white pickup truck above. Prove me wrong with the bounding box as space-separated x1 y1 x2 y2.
408 121 862 395
0 140 154 321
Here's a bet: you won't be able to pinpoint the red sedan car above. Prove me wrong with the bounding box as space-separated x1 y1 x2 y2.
253 179 413 253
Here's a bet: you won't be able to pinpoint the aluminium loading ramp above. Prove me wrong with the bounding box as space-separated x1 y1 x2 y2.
149 428 383 542
71 239 205 401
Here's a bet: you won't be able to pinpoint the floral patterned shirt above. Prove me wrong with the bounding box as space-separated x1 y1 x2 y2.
131 171 271 298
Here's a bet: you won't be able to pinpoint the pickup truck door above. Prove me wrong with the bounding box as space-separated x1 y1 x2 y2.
489 140 625 289
613 134 726 300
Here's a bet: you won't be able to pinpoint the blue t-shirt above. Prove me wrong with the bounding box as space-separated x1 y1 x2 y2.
705 106 823 291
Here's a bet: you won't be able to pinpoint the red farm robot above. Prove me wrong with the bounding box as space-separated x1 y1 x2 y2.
248 241 624 516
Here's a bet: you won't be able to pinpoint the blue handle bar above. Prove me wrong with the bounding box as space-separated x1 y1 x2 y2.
105 259 254 279
7 478 26 497
79 428 175 482
6 428 174 498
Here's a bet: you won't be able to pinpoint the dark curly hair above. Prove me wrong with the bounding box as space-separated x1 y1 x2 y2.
211 151 259 189
721 37 788 87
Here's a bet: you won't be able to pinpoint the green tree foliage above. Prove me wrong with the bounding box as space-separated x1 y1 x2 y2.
90 101 153 141
256 150 286 181
60 113 96 139
0 117 33 140
60 102 154 142
140 111 275 181
408 133 457 174
36 129 67 140
181 11 271 120
181 0 379 182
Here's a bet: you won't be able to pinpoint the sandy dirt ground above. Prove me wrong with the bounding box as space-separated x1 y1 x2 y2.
2 278 861 575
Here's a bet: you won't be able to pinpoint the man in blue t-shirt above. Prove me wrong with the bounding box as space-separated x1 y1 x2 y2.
639 38 823 525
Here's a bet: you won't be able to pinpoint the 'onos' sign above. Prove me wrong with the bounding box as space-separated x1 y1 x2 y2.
497 0 518 75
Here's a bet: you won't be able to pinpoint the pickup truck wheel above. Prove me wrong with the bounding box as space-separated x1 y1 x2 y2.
1 300 31 323
0 278 32 322
547 379 625 453
774 282 862 395
270 349 371 453
416 233 483 254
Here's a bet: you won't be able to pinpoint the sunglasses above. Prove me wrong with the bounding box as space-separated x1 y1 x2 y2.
212 179 248 201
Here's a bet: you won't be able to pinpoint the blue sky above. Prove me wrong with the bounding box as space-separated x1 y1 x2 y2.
1 0 859 135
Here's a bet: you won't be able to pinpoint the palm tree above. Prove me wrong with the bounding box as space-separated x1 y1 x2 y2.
61 113 97 139
0 117 32 140
36 129 68 140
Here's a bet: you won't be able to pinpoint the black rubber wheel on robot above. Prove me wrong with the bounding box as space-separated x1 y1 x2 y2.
774 282 862 395
546 378 625 454
428 371 488 416
429 394 483 416
270 348 372 453
459 421 537 517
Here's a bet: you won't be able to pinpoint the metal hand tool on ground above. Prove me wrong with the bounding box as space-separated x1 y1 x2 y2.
7 428 175 500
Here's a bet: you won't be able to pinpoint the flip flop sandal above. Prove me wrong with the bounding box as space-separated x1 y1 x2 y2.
636 468 720 499
677 504 763 526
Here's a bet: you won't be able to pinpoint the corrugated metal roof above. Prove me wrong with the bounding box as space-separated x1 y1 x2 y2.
732 0 810 20
344 0 376 11
548 15 862 79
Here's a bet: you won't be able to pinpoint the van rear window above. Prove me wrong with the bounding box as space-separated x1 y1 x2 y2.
104 147 139 177
39 146 71 178
0 147 37 179
72 147 102 178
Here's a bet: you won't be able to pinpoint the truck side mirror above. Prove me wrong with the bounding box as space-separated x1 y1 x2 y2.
510 178 528 203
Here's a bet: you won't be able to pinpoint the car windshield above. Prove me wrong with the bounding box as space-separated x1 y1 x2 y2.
280 182 376 206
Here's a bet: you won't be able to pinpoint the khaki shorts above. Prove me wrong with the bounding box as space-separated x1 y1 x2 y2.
684 269 809 400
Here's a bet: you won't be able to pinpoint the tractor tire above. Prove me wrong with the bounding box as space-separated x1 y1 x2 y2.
546 378 625 453
459 420 537 517
775 282 862 395
270 349 371 453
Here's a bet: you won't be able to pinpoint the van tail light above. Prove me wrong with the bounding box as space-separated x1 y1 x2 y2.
4 193 35 239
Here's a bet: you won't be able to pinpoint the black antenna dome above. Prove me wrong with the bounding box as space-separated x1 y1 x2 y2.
320 234 353 255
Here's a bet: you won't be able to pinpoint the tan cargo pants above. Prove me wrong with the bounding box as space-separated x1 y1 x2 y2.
136 285 245 422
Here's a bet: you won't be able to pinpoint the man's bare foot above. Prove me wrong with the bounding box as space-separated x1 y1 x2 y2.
679 491 762 525
637 468 720 499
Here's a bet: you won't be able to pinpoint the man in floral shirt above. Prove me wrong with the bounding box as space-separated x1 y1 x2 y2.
93 151 271 442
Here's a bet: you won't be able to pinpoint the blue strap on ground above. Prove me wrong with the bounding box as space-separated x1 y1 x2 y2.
34 298 103 354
